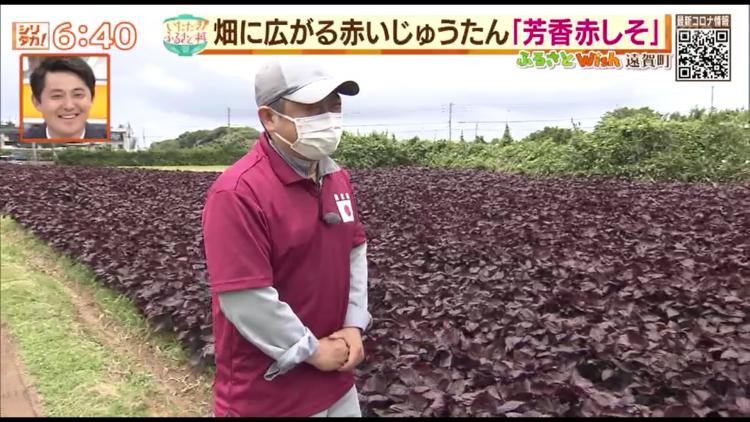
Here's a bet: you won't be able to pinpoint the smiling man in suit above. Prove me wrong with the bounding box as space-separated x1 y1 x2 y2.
23 56 107 141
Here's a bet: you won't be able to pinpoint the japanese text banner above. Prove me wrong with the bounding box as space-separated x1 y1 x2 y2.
163 15 672 55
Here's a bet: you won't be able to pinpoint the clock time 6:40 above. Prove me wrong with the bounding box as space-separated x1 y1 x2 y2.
53 21 137 51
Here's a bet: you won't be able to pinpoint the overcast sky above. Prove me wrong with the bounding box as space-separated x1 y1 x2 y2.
2 4 748 148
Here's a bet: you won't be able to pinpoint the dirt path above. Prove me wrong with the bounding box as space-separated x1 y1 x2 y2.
0 323 44 417
57 276 212 416
1 218 213 417
20 245 214 417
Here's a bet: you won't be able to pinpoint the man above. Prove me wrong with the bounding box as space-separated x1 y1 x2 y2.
202 60 371 417
24 56 107 140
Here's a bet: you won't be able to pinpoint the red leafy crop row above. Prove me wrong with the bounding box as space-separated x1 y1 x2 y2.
351 168 750 417
1 164 215 364
1 163 749 416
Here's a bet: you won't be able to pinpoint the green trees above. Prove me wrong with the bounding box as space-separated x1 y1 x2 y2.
500 123 514 145
57 127 258 166
55 108 749 183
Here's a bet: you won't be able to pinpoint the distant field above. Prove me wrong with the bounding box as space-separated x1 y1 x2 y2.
119 165 228 172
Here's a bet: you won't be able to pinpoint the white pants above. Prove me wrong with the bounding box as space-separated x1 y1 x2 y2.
310 385 362 417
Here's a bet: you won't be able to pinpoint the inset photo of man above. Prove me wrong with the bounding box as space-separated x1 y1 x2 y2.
20 54 109 142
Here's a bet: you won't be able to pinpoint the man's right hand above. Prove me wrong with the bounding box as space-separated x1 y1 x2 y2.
306 337 350 371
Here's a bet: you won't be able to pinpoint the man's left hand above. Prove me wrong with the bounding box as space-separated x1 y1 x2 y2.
328 327 365 372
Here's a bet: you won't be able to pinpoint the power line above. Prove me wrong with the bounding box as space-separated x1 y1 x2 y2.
348 106 449 113
386 128 450 134
218 106 451 115
457 117 600 124
125 105 613 145
344 121 447 127
451 103 563 111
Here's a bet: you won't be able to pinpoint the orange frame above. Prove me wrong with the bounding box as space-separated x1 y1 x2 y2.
19 52 111 143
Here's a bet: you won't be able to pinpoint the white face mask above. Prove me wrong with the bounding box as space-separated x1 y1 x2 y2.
272 110 343 161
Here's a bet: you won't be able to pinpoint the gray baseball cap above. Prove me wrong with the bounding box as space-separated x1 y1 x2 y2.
254 60 360 107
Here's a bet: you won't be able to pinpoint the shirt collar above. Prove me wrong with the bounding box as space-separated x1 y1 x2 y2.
268 135 314 178
47 125 86 140
260 132 341 185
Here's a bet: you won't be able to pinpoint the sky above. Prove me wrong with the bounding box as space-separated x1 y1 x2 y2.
1 4 748 148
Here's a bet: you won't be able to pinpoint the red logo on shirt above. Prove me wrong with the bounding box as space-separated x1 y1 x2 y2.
334 193 355 223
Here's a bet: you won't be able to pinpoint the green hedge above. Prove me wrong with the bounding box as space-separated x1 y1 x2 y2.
56 143 250 166
56 127 258 166
53 108 750 183
331 108 749 183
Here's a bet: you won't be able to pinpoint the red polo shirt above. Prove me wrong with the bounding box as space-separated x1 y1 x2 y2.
202 132 366 417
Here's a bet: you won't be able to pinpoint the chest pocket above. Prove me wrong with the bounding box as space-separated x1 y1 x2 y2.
267 176 354 261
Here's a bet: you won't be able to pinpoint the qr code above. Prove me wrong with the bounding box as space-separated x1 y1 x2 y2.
676 29 730 81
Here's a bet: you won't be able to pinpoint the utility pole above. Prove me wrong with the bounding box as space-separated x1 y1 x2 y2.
142 128 146 151
227 107 231 128
475 123 478 140
710 86 714 112
448 102 453 141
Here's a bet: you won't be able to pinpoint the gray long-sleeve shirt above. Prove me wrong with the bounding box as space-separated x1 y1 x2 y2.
218 135 371 381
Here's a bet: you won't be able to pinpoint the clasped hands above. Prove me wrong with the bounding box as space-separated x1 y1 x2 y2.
305 327 365 372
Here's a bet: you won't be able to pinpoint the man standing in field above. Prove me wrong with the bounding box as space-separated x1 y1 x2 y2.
201 60 371 417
